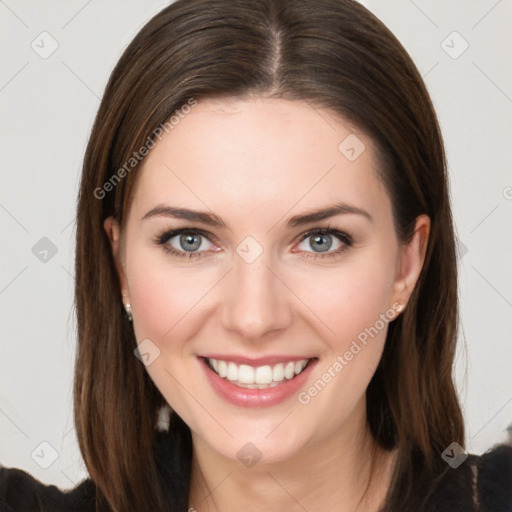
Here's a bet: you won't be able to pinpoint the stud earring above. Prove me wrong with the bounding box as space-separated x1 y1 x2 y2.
395 302 405 313
124 302 133 322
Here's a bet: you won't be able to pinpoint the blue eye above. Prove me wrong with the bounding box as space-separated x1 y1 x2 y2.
154 227 353 260
296 228 353 259
155 229 216 259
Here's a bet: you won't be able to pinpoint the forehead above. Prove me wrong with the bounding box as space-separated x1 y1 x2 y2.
128 97 389 226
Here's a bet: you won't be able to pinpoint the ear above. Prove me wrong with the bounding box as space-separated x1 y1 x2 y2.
104 216 129 298
391 214 430 307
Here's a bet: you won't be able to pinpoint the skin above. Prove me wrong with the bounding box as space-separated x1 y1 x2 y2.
105 96 430 512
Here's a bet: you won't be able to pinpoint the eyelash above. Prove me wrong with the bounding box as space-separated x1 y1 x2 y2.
154 226 353 260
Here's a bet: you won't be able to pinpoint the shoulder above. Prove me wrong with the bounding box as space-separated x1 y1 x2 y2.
0 413 192 512
425 443 512 512
0 465 97 512
473 443 512 510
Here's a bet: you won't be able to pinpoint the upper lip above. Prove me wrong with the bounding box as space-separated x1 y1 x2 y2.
200 354 317 367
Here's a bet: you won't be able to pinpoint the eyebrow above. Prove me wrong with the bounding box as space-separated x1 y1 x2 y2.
141 202 372 228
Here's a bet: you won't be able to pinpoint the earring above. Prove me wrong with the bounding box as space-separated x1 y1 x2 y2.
395 302 405 313
124 302 133 322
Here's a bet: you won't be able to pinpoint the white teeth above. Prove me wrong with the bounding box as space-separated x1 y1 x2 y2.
284 362 295 379
207 357 311 386
295 360 307 374
255 365 273 384
226 362 238 381
272 363 285 382
238 364 254 383
218 360 227 378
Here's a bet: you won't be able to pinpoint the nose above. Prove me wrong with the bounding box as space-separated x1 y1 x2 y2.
220 250 293 341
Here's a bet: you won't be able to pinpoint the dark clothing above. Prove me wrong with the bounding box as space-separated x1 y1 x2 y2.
1 424 511 512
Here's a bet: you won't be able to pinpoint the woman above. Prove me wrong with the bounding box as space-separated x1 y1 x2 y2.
1 0 511 511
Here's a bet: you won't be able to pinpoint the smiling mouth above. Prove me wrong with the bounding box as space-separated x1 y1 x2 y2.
202 357 317 389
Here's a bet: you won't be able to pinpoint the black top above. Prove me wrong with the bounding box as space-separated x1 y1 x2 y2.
1 421 511 512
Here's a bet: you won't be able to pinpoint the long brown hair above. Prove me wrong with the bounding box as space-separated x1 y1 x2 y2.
74 0 464 510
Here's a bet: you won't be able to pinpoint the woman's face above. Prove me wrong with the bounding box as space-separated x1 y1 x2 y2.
106 97 428 465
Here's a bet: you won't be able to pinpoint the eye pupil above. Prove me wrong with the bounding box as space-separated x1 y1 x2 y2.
310 234 332 252
180 233 201 251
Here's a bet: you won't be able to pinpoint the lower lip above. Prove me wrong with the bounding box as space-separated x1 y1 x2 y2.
200 357 317 408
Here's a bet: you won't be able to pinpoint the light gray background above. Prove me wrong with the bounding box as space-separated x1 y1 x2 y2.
1 0 511 489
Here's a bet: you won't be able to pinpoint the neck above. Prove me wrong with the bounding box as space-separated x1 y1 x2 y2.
187 401 396 512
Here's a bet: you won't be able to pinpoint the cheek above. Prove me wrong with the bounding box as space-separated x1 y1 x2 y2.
125 245 218 343
294 254 396 349
292 262 396 431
